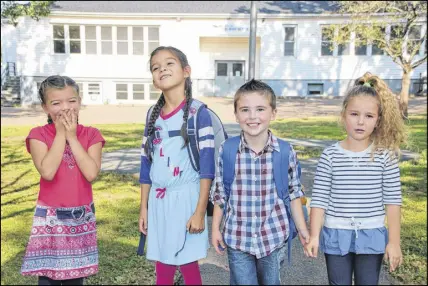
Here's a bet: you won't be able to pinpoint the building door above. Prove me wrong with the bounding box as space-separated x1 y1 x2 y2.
214 61 245 97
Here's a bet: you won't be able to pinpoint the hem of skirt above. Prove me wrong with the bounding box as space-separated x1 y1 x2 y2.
146 252 208 266
21 265 98 280
321 248 385 256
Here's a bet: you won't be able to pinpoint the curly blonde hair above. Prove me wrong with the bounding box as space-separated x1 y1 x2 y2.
341 72 407 158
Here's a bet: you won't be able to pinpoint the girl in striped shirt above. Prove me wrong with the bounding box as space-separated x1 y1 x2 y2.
139 46 215 285
305 72 406 285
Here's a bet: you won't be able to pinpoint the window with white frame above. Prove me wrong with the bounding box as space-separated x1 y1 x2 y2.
367 25 385 56
372 40 384 55
389 24 404 53
355 31 368 56
408 25 422 55
53 25 65 54
101 27 112 55
85 26 97 55
308 83 323 95
133 27 144 55
116 83 128 100
337 27 351 56
321 27 334 56
148 27 160 54
133 84 145 100
117 27 128 55
150 84 161 100
284 26 296 56
69 26 81 54
88 83 101 100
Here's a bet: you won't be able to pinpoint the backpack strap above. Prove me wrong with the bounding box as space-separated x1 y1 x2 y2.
273 139 290 200
222 136 241 213
273 139 296 265
146 99 205 172
186 99 206 173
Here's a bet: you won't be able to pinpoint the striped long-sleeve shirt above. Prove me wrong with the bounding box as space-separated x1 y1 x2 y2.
310 142 402 219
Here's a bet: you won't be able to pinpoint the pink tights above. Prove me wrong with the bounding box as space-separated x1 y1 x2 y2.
155 261 202 285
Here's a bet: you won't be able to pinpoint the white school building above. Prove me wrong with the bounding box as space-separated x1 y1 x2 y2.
1 1 426 106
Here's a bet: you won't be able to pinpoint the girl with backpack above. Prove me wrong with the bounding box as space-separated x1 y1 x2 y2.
138 46 216 285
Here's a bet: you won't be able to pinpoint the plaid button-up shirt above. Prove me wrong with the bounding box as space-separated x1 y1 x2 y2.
212 131 304 258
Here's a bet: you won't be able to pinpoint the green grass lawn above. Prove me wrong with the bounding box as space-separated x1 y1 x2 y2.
1 114 426 285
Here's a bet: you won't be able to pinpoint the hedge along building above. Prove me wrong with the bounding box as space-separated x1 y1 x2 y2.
1 1 426 106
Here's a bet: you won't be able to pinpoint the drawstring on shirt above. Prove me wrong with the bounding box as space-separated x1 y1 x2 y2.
350 217 362 238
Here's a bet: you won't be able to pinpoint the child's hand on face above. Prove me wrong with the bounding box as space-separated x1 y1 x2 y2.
212 229 226 255
62 108 78 140
384 243 403 272
54 111 66 136
186 213 205 234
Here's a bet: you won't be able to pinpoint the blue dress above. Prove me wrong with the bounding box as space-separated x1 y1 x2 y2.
139 101 215 265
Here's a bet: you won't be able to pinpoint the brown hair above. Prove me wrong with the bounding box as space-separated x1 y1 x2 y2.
38 75 80 124
341 72 407 157
233 79 276 113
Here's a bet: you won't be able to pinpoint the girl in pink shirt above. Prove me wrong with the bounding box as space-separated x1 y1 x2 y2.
21 75 105 285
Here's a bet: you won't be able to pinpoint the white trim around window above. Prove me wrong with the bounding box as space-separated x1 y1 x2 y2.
283 25 297 57
114 82 162 103
52 24 160 56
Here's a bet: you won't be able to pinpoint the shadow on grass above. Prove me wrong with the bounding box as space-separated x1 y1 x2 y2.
1 207 35 220
1 191 38 207
1 183 39 197
1 158 31 168
1 169 33 191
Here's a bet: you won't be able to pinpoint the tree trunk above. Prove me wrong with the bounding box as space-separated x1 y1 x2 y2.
399 70 411 119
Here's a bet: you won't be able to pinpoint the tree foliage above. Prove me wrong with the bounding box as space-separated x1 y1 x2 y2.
325 1 427 117
1 1 55 27
327 1 427 70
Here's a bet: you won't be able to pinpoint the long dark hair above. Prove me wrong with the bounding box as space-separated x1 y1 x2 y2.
144 46 193 161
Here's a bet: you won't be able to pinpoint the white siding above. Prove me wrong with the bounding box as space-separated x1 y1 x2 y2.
6 14 427 104
258 17 427 80
1 22 18 64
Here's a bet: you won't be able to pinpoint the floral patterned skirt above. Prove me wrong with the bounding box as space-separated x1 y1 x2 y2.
21 203 98 280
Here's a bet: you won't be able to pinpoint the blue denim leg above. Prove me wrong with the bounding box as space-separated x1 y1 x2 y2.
227 247 258 285
324 253 354 285
256 247 281 285
354 254 384 285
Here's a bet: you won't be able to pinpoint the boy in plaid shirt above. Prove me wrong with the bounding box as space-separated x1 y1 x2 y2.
211 79 310 285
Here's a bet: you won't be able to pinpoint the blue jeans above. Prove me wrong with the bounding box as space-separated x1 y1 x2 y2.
227 247 281 285
325 253 384 285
